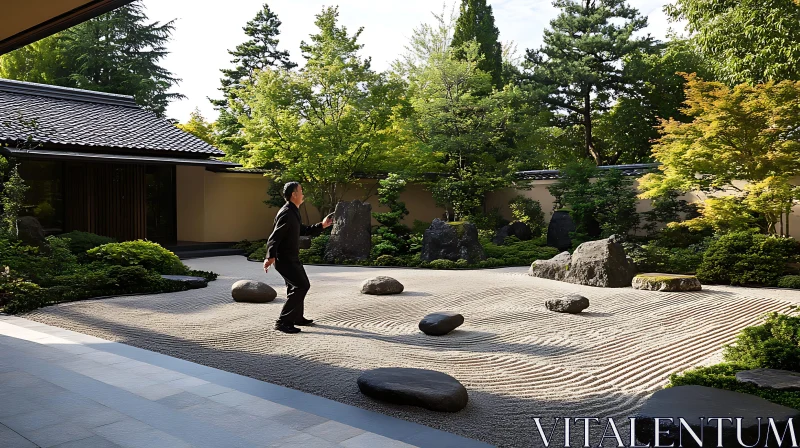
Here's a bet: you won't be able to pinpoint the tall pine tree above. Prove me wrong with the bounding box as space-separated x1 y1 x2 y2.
524 0 653 165
450 0 504 89
211 3 295 162
0 1 182 117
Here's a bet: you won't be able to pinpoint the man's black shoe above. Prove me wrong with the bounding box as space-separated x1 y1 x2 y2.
295 318 314 326
274 322 301 334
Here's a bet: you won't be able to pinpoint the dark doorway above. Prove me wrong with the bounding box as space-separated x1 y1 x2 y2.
145 164 176 244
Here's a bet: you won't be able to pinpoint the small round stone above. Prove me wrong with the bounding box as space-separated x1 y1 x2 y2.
231 280 277 303
545 294 589 314
360 276 404 295
419 312 464 336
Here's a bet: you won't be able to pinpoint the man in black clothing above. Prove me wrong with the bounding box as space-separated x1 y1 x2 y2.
264 182 333 334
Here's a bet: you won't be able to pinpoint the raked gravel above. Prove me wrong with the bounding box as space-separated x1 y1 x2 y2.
23 256 800 447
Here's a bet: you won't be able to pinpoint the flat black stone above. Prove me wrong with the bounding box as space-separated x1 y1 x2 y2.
634 385 800 447
545 294 589 313
160 275 208 289
357 367 468 412
419 312 464 336
736 369 800 391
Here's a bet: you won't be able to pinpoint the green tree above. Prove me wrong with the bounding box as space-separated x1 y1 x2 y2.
0 1 182 117
176 108 215 145
665 0 800 85
451 0 504 89
0 164 29 238
237 7 409 215
211 4 296 163
639 75 800 235
594 38 713 163
0 35 68 85
524 0 654 165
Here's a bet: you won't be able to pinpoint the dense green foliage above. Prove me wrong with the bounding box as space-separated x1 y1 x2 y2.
665 0 800 85
548 163 640 243
639 76 800 235
450 0 503 89
59 231 116 259
0 235 214 314
211 3 296 162
667 363 800 410
508 196 546 237
667 312 800 409
696 232 800 285
723 312 800 371
523 0 654 165
777 275 800 289
87 240 188 275
0 164 28 238
0 1 182 116
237 7 415 215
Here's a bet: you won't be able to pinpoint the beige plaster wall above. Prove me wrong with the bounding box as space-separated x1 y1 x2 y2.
179 171 800 242
176 167 274 242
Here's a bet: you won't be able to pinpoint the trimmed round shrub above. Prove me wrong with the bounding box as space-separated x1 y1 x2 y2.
696 231 800 286
777 275 800 289
722 312 800 372
87 240 188 275
428 259 457 269
59 231 116 258
374 255 401 266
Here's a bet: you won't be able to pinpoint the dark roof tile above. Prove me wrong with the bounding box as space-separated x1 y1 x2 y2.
0 79 224 156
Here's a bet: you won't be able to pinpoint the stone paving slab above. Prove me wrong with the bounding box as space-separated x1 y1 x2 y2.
0 315 489 448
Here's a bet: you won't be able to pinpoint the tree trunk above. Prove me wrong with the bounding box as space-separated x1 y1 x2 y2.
584 88 601 165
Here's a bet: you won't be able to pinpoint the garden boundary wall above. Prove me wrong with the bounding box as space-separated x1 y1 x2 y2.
175 166 800 242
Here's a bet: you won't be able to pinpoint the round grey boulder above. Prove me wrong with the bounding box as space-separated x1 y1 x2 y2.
545 294 589 314
357 367 468 412
232 280 276 303
736 368 800 391
360 276 404 295
632 273 702 292
419 312 464 336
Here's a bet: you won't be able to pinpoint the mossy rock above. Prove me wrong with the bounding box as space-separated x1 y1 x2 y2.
447 221 468 238
632 273 702 292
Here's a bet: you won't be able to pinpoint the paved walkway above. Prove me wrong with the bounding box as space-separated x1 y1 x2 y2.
0 315 490 448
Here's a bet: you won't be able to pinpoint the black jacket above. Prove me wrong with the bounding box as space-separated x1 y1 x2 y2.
266 202 324 260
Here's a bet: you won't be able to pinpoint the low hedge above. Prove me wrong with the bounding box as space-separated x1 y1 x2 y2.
59 231 116 259
696 231 800 286
777 275 800 289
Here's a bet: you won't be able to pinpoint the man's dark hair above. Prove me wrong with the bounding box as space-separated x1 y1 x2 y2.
283 181 301 201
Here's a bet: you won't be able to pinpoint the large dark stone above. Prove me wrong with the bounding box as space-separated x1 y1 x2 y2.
545 294 589 313
566 235 636 288
421 219 486 264
492 222 532 245
161 275 208 289
299 236 311 250
16 216 47 248
528 251 571 281
546 211 576 251
357 367 468 412
736 369 800 391
324 200 372 262
419 312 464 335
361 276 404 295
634 385 800 448
231 280 276 303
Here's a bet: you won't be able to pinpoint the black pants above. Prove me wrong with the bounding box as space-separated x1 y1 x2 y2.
274 258 310 324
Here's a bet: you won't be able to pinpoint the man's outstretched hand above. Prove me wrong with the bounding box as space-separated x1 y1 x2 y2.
322 214 334 228
263 257 275 273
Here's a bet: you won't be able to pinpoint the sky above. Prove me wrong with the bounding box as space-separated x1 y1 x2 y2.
140 0 681 123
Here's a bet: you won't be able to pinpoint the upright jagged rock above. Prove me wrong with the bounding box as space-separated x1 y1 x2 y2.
421 219 485 264
324 200 372 262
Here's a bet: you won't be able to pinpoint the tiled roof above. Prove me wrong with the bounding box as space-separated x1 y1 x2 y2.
517 163 660 180
0 79 224 156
